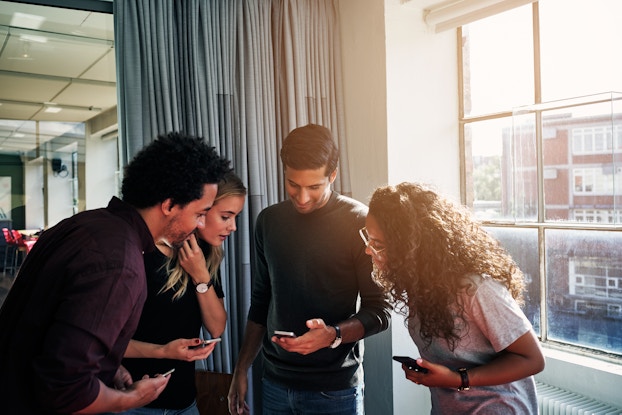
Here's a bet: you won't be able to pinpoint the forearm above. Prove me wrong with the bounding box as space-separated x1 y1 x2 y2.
197 290 227 337
124 339 165 359
233 320 266 374
72 380 141 414
335 318 365 344
467 330 545 387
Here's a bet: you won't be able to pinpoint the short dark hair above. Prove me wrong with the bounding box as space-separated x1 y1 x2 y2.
121 132 231 208
280 124 339 176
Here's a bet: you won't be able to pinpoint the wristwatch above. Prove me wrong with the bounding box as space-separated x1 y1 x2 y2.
457 367 470 391
329 325 342 349
195 279 214 293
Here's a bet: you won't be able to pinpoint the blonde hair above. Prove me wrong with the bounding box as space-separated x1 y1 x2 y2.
159 172 246 299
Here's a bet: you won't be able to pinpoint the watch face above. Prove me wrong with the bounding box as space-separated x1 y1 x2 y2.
196 283 209 293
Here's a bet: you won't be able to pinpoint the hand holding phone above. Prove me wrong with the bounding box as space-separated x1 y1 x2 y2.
274 330 296 338
392 355 429 373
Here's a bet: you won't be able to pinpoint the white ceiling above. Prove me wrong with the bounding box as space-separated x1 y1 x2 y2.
0 1 115 154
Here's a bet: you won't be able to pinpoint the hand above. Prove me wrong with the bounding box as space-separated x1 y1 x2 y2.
162 338 217 362
178 234 210 280
270 318 334 355
228 371 251 415
113 365 133 390
401 358 456 388
125 374 170 408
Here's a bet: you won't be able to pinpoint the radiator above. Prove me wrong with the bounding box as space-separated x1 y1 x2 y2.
536 381 622 415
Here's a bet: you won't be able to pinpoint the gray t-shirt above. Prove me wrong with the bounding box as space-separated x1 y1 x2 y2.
408 274 538 414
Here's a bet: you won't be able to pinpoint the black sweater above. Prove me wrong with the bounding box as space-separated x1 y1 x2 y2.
249 192 390 391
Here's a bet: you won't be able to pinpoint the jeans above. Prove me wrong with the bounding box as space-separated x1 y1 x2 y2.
262 377 364 415
102 400 200 415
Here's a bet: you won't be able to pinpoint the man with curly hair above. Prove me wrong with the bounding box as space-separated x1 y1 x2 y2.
0 132 231 415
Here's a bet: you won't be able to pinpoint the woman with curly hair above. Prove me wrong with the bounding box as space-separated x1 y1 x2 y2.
363 182 544 414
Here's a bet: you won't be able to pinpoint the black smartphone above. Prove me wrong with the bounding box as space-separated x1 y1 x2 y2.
392 355 428 373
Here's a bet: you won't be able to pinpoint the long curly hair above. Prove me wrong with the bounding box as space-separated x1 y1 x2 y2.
160 172 247 299
368 182 525 350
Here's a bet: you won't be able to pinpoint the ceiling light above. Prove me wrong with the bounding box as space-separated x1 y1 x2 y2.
44 103 62 114
10 12 45 30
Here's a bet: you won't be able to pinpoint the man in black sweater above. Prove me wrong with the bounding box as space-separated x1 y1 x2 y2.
228 124 391 415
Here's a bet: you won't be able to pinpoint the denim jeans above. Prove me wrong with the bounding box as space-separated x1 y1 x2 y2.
102 400 200 415
262 377 364 415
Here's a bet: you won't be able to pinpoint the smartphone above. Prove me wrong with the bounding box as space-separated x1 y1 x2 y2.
162 368 175 377
392 355 428 373
274 330 296 338
190 338 222 349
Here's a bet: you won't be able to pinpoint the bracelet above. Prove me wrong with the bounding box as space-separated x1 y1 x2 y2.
457 368 470 391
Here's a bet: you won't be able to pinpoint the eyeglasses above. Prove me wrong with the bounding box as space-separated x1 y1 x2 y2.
359 227 386 257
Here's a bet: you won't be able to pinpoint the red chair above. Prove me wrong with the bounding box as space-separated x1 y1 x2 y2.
10 230 32 274
2 228 16 275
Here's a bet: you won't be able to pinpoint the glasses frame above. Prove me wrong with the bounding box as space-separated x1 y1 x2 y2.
359 227 386 257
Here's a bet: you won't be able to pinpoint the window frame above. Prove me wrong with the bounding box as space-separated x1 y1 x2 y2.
457 2 622 363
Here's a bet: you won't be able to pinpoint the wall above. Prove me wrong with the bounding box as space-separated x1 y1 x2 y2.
337 1 391 413
339 0 459 413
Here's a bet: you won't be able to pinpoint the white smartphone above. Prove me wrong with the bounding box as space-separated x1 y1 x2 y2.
162 368 175 377
190 338 222 349
274 330 296 338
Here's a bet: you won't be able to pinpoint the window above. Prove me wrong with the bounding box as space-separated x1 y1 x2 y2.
0 1 118 222
461 0 622 357
0 1 118 283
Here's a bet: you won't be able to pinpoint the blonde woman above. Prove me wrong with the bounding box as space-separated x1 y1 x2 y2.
119 172 246 415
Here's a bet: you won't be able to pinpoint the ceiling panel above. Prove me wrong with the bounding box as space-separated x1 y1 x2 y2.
0 72 67 102
55 82 117 110
0 30 113 78
0 1 116 152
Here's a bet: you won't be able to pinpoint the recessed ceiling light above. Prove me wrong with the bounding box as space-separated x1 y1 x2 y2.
44 107 62 114
10 12 45 30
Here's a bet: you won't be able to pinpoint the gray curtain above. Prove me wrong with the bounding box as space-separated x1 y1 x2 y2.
115 0 347 411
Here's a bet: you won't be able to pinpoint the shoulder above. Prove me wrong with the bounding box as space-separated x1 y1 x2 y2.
334 193 368 217
460 273 513 303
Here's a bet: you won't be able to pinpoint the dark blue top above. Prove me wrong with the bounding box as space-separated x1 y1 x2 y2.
0 197 153 414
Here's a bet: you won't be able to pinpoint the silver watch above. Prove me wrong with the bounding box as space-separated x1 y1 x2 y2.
195 279 214 293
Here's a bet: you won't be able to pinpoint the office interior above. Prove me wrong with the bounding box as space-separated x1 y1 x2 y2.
0 0 621 414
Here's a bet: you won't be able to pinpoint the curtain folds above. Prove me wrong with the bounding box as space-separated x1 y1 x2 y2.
114 0 348 392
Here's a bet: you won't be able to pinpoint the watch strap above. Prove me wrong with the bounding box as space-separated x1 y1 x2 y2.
457 367 470 391
329 325 342 348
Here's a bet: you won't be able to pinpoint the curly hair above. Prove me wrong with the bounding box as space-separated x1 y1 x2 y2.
368 182 525 351
121 132 232 208
161 172 247 300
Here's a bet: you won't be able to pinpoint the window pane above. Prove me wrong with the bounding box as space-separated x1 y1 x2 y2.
513 93 622 223
485 226 540 335
540 0 622 102
467 117 537 222
546 229 622 353
462 6 534 116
